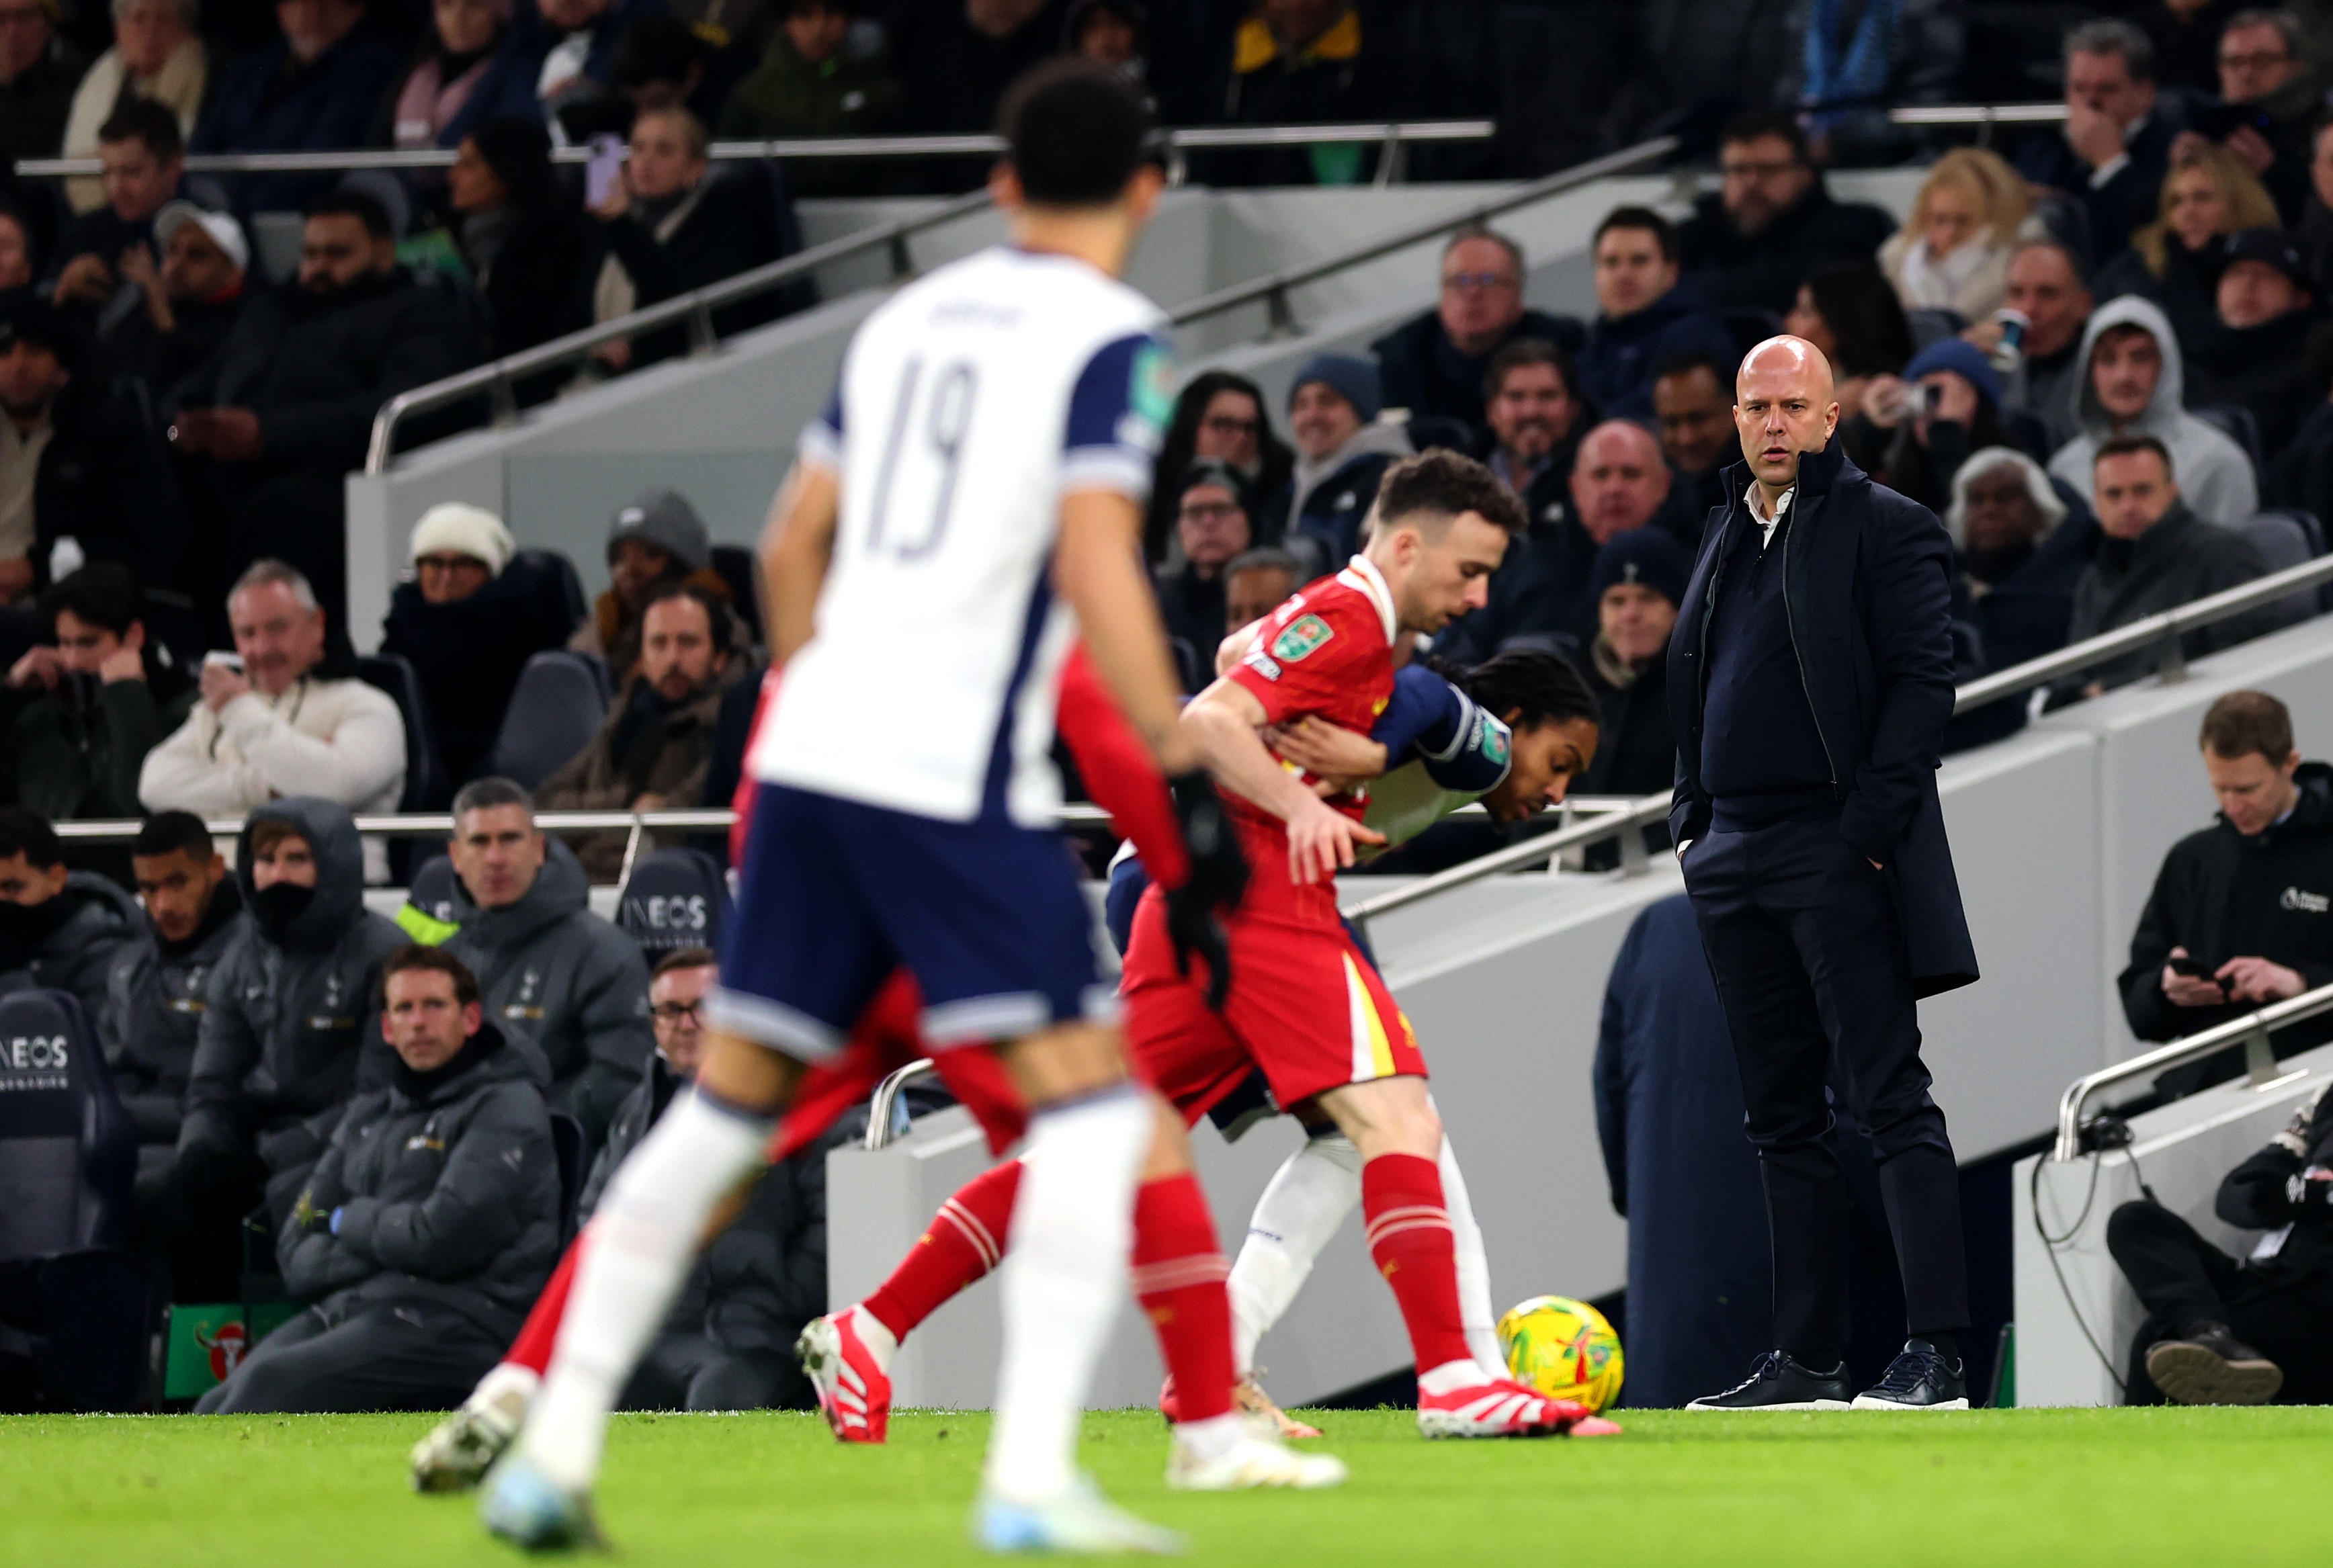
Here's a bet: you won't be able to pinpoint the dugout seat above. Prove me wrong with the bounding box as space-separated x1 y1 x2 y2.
488 652 614 789
616 848 730 957
357 652 452 813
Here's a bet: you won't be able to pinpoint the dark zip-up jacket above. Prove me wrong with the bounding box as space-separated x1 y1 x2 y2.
0 869 144 1024
2217 1082 2333 1282
2058 502 2272 699
101 878 246 1145
1668 440 1977 996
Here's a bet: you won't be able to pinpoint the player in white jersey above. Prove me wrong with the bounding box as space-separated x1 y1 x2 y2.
478 62 1260 1555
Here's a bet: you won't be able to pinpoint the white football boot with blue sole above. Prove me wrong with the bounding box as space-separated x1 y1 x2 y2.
478 1454 606 1553
972 1475 1183 1555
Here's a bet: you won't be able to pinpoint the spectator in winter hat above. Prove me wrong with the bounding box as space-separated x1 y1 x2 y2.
570 486 734 679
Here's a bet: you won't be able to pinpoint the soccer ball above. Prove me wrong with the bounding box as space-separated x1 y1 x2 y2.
1496 1295 1623 1412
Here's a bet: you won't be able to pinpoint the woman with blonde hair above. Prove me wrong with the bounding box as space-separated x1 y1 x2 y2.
2095 142 2279 350
1879 147 2041 320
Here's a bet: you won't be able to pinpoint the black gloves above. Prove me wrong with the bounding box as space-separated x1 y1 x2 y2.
1163 770 1248 1012
2284 1166 2333 1216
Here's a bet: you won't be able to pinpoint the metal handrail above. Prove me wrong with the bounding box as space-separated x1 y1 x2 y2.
15 120 1494 181
1887 103 2068 127
1166 135 1677 331
863 1059 940 1151
48 801 1117 842
2052 981 2333 1161
1343 790 1674 929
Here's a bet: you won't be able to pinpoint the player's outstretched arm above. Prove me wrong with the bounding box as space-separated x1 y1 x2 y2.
759 461 841 668
1182 679 1384 885
1054 489 1200 775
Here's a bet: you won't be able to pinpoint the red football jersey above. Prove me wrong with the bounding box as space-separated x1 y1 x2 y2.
1223 556 1399 826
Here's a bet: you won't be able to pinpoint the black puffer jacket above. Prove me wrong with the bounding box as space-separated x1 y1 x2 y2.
0 869 144 1024
2217 1082 2333 1283
380 554 584 786
100 878 245 1145
280 1023 559 1340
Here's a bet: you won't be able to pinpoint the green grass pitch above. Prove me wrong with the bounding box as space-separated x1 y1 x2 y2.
5 1405 2329 1565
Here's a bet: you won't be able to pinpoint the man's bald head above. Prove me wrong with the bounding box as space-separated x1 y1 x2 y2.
1570 418 1672 544
1734 335 1840 496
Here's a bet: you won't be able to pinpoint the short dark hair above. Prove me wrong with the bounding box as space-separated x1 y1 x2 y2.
652 945 718 977
2094 431 2174 478
306 187 393 241
451 777 534 824
999 58 1155 208
1482 337 1576 404
1652 348 1731 390
1594 206 1678 263
1223 546 1301 582
1718 110 1810 165
641 580 734 656
1449 648 1600 734
2066 17 2154 81
132 810 214 862
1801 261 1915 378
2201 689 2295 762
97 96 183 163
40 561 141 638
383 944 482 1007
0 805 62 870
2014 236 2092 290
1374 450 1527 536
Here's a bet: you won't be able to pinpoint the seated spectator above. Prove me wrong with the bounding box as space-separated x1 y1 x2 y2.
718 0 900 171
2120 692 2333 1103
1853 337 2015 515
2189 226 2322 456
104 200 247 400
58 0 205 217
102 809 239 1217
1278 353 1409 570
190 0 400 212
1145 369 1290 562
1212 0 1392 184
2139 0 2240 96
1942 447 2098 679
388 0 544 155
165 190 482 629
2105 1080 2333 1405
663 0 776 105
533 0 659 132
198 945 558 1414
2014 19 2178 263
1370 225 1582 434
540 580 746 878
2059 435 2271 701
1152 461 1250 686
174 797 405 1234
1879 147 2042 324
1 562 194 820
381 503 577 785
1067 0 1142 74
140 561 407 879
2301 114 2333 298
562 13 716 144
1476 337 1585 531
892 0 1059 139
2049 295 2260 523
0 802 139 1020
589 105 779 372
581 945 820 1411
1652 350 1736 522
49 98 181 322
1969 241 2094 453
447 116 599 368
2173 7 2320 224
2096 142 2279 353
432 776 654 1148
1222 545 1298 631
0 200 37 290
0 0 89 163
571 486 732 679
1575 528 1687 801
0 292 186 597
1783 260 1916 429
1576 206 1736 421
1677 111 1896 317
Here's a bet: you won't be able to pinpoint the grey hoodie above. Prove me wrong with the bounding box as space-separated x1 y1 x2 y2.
441 836 654 1150
279 1023 559 1340
0 869 143 1025
2047 293 2260 526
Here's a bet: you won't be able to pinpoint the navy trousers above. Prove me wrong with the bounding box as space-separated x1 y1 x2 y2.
1682 815 1969 1359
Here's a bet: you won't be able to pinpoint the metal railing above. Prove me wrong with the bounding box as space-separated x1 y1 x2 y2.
1887 103 2068 127
864 1058 941 1151
2053 981 2333 1162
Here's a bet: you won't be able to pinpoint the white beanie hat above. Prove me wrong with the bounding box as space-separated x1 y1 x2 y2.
409 502 515 577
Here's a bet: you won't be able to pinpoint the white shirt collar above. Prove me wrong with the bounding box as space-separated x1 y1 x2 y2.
1336 554 1399 647
1745 482 1795 546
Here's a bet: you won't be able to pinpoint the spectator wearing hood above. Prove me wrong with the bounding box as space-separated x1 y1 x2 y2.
1370 225 1584 435
1576 527 1687 803
386 0 545 154
200 945 558 1414
1152 460 1251 687
1576 207 1736 421
1937 447 2100 750
105 200 249 404
1144 370 1291 563
429 777 654 1149
540 580 747 878
1852 337 2017 517
2189 226 2323 458
2049 293 2260 525
1879 147 2046 324
1277 352 1410 572
2096 143 2279 356
446 117 600 382
0 803 140 1022
380 503 578 786
1476 336 1588 532
1677 112 1896 317
1 562 195 822
570 485 733 679
175 797 407 1233
718 0 902 186
2058 435 2272 702
190 0 400 212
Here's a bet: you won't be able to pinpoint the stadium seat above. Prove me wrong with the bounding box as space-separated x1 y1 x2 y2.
710 543 763 647
549 1112 584 1242
2234 511 2320 630
407 854 460 926
514 548 590 635
616 848 730 957
2194 404 2268 488
356 652 452 813
486 652 613 789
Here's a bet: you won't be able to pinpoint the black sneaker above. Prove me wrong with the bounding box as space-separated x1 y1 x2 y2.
1851 1340 1969 1409
1687 1352 1851 1411
2146 1325 2284 1405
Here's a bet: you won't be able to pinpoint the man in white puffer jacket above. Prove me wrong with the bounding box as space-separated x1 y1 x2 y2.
140 559 406 880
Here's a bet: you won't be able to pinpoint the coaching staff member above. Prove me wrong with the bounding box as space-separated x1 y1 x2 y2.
1668 335 1980 1411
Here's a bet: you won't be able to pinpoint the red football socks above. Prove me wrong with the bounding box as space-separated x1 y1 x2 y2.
507 1231 584 1375
1363 1153 1474 1375
1132 1172 1235 1425
861 1159 1023 1342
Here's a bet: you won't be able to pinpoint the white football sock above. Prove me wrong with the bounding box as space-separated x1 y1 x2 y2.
845 1303 898 1373
983 1082 1152 1504
1416 1358 1495 1397
470 1360 540 1418
518 1089 773 1491
1171 1411 1247 1462
1439 1135 1503 1375
1227 1131 1363 1373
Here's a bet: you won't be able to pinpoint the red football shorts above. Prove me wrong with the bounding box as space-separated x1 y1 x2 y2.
766 971 1028 1160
